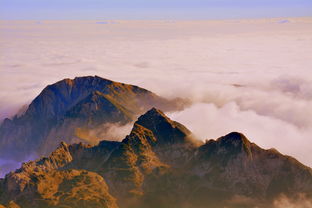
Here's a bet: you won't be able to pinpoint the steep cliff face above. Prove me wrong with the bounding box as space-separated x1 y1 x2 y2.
0 108 311 208
0 76 185 161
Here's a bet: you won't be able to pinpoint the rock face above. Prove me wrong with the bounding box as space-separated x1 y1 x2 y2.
0 76 185 161
0 108 311 208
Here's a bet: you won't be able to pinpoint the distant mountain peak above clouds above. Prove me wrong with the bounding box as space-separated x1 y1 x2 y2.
25 75 147 120
0 76 187 165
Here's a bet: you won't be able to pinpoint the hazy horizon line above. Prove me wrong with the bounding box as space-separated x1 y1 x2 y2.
1 15 311 21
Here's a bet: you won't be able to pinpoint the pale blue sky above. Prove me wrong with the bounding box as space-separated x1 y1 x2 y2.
1 0 312 20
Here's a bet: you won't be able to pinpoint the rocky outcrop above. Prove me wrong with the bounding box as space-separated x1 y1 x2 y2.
1 169 118 208
0 141 118 208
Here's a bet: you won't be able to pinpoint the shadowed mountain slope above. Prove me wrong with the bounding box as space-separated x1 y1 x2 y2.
0 76 186 161
0 108 311 208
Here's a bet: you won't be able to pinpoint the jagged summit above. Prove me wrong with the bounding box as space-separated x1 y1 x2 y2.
135 108 192 144
139 107 165 116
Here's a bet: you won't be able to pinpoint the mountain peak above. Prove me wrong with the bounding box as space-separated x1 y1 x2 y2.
217 132 252 156
136 107 176 126
218 132 250 144
137 107 168 122
135 108 193 145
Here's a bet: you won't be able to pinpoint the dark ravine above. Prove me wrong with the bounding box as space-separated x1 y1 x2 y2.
0 76 187 162
0 108 311 208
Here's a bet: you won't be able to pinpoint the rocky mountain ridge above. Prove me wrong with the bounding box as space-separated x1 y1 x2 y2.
1 108 311 208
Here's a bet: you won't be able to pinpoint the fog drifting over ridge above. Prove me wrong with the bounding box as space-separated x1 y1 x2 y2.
0 18 312 168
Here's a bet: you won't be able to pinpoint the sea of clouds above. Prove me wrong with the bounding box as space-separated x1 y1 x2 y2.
0 18 312 176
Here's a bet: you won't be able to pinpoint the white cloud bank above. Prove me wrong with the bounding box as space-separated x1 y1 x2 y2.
0 18 312 168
